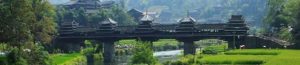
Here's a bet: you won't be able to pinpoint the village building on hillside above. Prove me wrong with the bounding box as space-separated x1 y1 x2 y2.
63 0 115 14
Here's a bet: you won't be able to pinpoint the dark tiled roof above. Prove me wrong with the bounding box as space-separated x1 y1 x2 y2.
230 15 244 20
128 9 143 14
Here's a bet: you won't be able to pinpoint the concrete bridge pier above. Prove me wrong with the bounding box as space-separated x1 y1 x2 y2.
101 40 117 65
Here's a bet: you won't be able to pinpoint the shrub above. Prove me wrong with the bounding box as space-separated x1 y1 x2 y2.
162 61 172 65
202 47 218 54
131 42 158 65
202 44 227 54
93 53 103 65
59 55 86 65
80 48 95 55
7 48 28 65
51 53 86 65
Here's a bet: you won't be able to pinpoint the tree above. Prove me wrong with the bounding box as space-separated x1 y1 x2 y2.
131 42 157 65
263 0 286 34
284 0 300 48
31 0 57 44
0 0 35 45
264 0 300 48
0 0 56 44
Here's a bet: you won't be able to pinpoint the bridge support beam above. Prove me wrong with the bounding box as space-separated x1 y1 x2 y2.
103 41 116 65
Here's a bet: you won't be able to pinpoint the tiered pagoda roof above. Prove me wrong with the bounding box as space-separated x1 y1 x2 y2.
140 14 154 22
179 16 196 23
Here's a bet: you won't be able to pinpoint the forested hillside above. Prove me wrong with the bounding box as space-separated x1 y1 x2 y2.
125 0 267 26
50 0 267 26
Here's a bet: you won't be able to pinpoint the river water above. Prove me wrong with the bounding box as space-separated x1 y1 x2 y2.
115 50 183 65
154 50 182 63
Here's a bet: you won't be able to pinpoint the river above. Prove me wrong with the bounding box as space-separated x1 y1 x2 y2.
115 50 183 65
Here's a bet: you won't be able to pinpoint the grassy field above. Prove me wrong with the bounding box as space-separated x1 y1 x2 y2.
199 55 272 64
224 49 280 55
199 49 300 65
0 55 6 64
50 53 86 65
264 50 300 65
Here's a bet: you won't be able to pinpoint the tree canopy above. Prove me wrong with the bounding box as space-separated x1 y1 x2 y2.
0 0 56 45
0 0 56 64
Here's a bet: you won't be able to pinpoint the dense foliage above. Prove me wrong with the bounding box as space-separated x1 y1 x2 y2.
264 0 300 48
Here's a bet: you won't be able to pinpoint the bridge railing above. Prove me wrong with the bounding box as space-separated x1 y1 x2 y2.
114 24 227 33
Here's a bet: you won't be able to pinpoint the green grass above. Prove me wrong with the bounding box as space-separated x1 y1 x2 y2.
198 49 300 65
51 53 85 65
0 55 6 61
224 49 280 55
199 55 273 64
0 55 6 64
264 50 300 65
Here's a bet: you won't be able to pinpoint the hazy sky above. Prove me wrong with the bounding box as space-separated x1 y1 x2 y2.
49 0 70 5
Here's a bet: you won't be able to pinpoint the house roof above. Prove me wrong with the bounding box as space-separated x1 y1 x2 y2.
100 18 117 24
